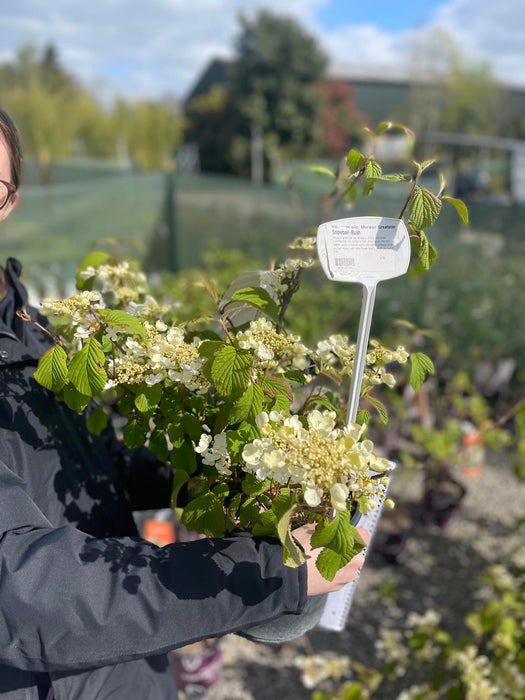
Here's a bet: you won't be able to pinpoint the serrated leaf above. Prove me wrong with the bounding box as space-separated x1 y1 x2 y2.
226 429 247 463
212 483 229 500
68 338 107 397
170 469 189 509
182 413 202 442
211 345 252 399
76 251 111 290
356 409 370 426
442 196 469 224
171 437 197 474
229 287 279 324
228 492 242 518
346 149 365 173
410 352 435 391
376 173 412 182
62 382 90 413
86 407 108 436
242 473 268 496
408 186 442 229
273 495 305 568
251 510 278 537
198 340 223 360
261 376 293 401
181 492 226 537
363 160 382 196
167 414 185 448
135 383 163 413
34 345 68 392
239 497 260 526
229 382 264 424
98 309 146 337
311 513 366 581
364 394 389 424
122 418 148 449
148 429 169 462
283 370 307 385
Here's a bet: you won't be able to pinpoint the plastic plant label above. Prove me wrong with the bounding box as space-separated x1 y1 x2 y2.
316 216 410 284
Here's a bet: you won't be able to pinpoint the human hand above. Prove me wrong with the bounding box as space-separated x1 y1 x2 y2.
293 523 370 597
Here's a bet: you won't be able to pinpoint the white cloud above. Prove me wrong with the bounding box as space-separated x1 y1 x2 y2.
0 0 524 102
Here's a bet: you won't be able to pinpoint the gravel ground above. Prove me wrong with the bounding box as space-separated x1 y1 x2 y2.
179 452 524 700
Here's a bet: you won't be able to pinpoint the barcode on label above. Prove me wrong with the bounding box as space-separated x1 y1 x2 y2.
335 257 355 267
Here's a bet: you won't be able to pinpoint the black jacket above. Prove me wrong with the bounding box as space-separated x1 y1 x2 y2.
0 260 307 699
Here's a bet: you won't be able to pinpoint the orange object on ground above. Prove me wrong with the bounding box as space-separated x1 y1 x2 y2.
143 519 176 546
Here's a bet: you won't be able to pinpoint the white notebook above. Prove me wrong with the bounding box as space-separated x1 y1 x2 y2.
318 468 393 631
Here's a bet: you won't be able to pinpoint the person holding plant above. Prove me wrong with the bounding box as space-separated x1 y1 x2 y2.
0 106 368 699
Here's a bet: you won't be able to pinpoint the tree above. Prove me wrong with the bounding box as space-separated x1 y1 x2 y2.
185 10 328 177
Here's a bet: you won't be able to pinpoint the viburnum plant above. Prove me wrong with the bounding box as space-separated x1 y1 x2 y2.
29 123 467 581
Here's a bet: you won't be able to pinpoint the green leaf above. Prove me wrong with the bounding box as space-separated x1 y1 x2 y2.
229 287 280 324
76 251 110 290
181 492 226 537
122 418 148 449
376 173 412 182
228 492 242 519
356 409 370 426
226 429 248 463
261 376 293 401
170 469 189 509
242 473 268 496
283 370 307 385
167 414 185 448
271 494 306 568
198 340 223 360
305 165 336 180
363 160 382 196
212 483 229 500
135 383 163 413
251 510 277 537
442 196 469 224
182 413 202 442
346 149 365 173
68 338 107 397
229 382 264 424
239 497 260 526
86 407 108 436
312 513 366 581
410 352 435 391
170 437 197 475
148 429 169 462
34 345 68 392
62 383 90 413
211 345 252 399
364 394 388 424
408 186 442 229
98 309 146 337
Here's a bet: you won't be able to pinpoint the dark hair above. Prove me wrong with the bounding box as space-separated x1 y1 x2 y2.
0 107 22 189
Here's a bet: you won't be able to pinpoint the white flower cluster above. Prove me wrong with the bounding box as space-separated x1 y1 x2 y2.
106 322 208 392
447 646 500 699
242 409 392 513
316 334 409 388
41 291 104 322
194 432 231 476
79 261 147 292
236 318 311 370
295 653 350 690
375 628 410 677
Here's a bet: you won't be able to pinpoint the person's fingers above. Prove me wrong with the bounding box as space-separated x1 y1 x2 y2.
357 527 371 546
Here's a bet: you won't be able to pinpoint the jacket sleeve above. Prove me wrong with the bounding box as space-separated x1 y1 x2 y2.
0 459 307 673
103 423 174 511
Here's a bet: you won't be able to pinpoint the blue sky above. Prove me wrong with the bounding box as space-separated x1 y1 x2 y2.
316 0 444 32
1 0 524 100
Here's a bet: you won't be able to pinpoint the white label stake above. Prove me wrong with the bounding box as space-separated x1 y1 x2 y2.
316 216 410 631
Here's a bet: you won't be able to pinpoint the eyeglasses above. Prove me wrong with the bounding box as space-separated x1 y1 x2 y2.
0 179 17 210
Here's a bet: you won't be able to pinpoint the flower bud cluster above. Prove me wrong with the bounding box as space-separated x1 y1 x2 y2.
316 334 409 388
107 322 208 392
41 291 104 322
242 409 392 513
236 318 311 371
